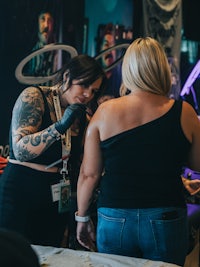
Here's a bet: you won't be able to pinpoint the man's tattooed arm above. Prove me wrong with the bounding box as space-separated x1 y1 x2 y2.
12 87 60 162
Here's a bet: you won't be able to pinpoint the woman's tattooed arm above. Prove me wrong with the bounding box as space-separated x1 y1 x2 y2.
12 87 60 162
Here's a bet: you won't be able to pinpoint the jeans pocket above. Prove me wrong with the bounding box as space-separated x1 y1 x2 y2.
150 215 188 264
97 211 125 252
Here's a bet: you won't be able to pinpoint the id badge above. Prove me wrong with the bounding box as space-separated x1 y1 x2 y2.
58 179 71 213
51 183 60 202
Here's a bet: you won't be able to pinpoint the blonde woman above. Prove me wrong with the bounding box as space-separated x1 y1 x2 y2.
76 37 200 266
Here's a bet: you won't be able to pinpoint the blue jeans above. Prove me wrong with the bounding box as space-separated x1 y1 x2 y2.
97 207 188 266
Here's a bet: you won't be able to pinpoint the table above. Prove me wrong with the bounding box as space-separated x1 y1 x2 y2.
32 245 180 267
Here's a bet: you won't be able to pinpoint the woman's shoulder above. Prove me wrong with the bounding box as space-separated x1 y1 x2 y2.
181 100 199 119
20 86 43 97
14 86 46 112
98 96 124 110
20 86 53 100
91 97 126 127
181 100 200 142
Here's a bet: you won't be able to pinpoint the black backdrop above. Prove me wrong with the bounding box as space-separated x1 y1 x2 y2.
182 0 200 42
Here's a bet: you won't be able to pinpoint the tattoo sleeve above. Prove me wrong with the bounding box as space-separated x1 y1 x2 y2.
12 87 60 162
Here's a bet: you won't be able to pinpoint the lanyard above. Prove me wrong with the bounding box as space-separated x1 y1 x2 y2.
52 88 71 180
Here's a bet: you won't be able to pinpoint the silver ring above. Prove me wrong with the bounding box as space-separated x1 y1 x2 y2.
15 43 78 85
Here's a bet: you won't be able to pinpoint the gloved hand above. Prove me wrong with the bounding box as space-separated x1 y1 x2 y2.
55 103 86 134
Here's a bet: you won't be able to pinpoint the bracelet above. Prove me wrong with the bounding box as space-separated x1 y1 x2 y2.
75 211 90 222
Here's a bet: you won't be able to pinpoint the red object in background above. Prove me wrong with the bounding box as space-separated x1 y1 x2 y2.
0 157 8 175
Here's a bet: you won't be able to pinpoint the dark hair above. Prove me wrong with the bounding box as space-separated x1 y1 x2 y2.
54 54 107 111
38 10 53 18
103 23 115 35
0 228 40 267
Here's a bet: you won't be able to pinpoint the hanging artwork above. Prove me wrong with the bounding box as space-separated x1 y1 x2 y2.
142 0 182 99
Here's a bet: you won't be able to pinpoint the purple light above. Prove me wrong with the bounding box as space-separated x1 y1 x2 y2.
180 60 200 96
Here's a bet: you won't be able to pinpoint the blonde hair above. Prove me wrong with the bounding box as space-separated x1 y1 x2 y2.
119 83 127 96
122 37 172 96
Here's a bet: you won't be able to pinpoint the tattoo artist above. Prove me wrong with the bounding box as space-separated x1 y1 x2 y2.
0 54 106 248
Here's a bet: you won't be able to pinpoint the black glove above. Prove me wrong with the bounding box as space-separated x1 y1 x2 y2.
55 103 86 134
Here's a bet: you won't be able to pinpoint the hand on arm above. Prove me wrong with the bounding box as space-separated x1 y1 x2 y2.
55 103 86 134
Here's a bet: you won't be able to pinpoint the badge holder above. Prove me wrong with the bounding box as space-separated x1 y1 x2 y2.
58 157 71 213
52 89 72 213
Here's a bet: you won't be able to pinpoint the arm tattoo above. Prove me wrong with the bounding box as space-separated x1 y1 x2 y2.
12 87 59 162
13 89 43 129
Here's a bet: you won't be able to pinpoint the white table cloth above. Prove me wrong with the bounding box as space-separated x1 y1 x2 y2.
32 245 180 267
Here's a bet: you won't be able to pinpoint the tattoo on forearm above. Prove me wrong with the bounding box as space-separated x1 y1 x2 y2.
16 148 38 162
12 88 59 161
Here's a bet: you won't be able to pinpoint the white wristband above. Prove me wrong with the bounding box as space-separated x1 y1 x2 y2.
75 211 90 222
